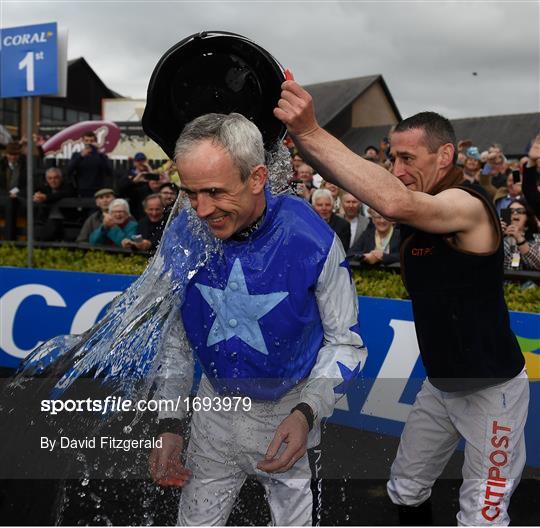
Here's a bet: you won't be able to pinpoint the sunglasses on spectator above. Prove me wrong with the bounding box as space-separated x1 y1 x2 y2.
510 208 527 215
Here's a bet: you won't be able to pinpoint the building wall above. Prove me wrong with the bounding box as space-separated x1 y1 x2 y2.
351 82 399 127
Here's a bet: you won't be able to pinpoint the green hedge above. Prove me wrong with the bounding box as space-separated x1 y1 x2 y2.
0 245 148 275
1 246 538 313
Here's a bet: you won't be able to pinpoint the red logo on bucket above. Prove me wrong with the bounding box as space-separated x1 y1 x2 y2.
481 420 511 522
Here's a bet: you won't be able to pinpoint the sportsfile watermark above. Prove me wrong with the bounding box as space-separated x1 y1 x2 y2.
40 395 253 415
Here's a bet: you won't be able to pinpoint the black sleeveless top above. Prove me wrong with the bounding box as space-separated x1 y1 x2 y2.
400 186 524 392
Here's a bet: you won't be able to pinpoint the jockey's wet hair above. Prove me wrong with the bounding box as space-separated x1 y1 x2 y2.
174 113 265 182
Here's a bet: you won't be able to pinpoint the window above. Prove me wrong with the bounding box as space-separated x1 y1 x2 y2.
41 103 65 123
0 98 20 129
66 109 78 123
52 106 64 121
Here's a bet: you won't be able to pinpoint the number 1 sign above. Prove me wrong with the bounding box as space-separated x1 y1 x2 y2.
0 22 58 98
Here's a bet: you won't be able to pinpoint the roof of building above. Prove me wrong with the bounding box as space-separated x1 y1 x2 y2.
67 57 122 98
341 113 540 157
450 113 540 156
304 75 402 126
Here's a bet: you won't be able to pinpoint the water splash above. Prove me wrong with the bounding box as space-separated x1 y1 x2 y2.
1 141 295 523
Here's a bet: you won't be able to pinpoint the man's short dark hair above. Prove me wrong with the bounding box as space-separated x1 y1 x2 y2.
393 112 456 159
83 131 97 140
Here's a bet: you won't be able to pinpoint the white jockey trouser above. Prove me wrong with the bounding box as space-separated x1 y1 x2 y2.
177 376 315 526
387 369 529 526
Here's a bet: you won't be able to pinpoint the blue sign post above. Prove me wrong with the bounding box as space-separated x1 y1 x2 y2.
0 22 60 267
0 22 58 98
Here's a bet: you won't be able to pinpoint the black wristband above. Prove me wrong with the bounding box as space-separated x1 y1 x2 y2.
290 403 314 431
156 417 190 437
516 238 527 246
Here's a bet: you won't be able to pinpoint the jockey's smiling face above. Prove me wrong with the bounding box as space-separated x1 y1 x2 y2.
178 140 267 240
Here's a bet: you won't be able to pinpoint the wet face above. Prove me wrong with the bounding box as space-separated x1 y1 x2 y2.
144 197 164 223
110 206 129 223
342 193 360 218
159 187 177 206
390 129 442 193
45 171 62 190
96 193 115 212
509 202 527 231
313 196 333 221
177 140 267 240
369 209 392 235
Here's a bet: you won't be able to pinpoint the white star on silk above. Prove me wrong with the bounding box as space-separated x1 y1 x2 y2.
194 258 289 355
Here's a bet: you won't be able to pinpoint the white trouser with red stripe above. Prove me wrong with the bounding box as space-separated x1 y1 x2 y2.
387 369 529 526
177 376 318 526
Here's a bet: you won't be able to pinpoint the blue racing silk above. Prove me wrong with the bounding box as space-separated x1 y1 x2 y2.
162 188 366 406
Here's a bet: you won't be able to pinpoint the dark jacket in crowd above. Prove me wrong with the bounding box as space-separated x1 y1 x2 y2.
0 155 27 197
347 223 401 266
67 149 112 197
522 164 540 218
34 180 75 207
76 209 104 243
0 156 28 239
34 181 75 241
328 213 351 250
116 177 154 220
136 216 166 251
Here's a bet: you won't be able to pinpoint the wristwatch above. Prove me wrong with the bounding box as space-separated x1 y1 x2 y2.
290 403 316 431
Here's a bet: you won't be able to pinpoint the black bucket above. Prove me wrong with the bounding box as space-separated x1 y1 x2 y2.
142 31 287 159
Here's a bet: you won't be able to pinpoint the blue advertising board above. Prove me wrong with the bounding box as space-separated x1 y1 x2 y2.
1 266 539 467
0 22 58 98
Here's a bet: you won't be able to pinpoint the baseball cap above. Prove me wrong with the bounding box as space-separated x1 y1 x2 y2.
466 146 481 161
94 188 116 198
134 152 147 161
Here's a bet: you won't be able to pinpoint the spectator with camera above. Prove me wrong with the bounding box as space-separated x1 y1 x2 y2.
494 171 523 216
482 144 508 188
76 188 116 243
67 131 112 198
312 188 350 249
347 208 400 267
501 198 540 271
321 180 343 214
122 194 165 252
460 146 497 200
33 167 75 241
89 198 137 248
117 152 170 219
159 182 179 219
523 134 540 218
293 163 316 201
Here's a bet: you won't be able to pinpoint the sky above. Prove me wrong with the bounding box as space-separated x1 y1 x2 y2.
1 1 539 120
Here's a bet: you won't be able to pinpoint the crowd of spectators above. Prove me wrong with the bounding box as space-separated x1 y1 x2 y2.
0 131 180 254
288 133 540 273
1 127 539 273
